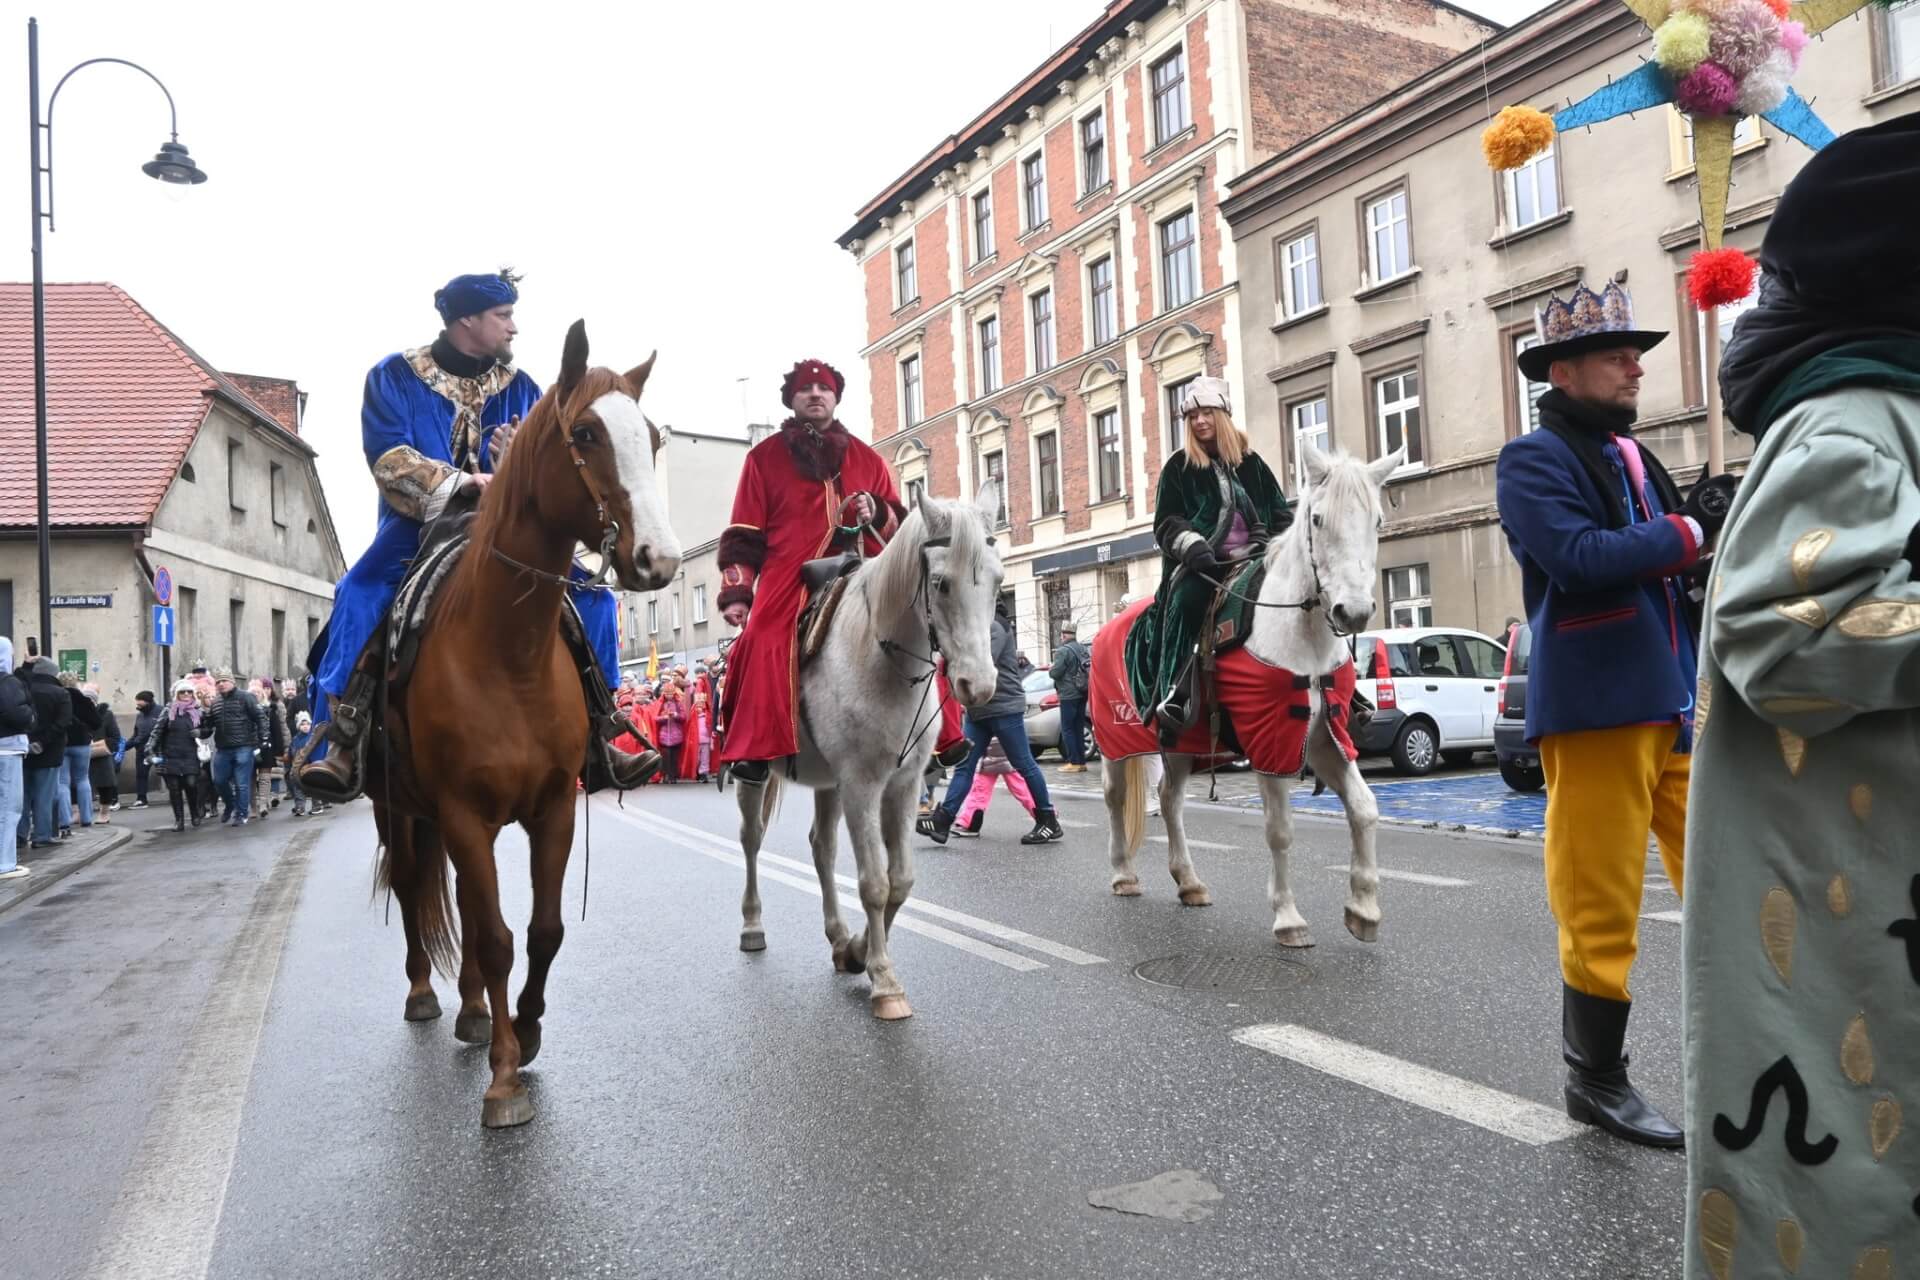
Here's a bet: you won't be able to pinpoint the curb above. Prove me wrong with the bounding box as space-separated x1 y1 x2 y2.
0 827 135 917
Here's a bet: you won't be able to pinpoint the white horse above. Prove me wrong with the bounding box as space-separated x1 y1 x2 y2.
735 484 1003 1019
1101 445 1403 947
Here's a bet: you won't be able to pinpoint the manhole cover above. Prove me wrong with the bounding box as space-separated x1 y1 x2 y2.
1132 953 1310 992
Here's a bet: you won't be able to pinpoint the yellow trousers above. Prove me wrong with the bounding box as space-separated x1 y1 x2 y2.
1539 724 1688 1002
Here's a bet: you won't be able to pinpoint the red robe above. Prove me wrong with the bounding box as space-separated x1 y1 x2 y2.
679 679 713 780
718 422 902 764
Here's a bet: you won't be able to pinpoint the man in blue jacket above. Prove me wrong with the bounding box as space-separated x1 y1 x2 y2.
1495 280 1735 1149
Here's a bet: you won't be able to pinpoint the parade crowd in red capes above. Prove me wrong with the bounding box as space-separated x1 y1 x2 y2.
610 664 716 785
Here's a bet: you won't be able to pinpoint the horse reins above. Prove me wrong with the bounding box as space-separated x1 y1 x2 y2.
872 531 953 768
1190 498 1355 638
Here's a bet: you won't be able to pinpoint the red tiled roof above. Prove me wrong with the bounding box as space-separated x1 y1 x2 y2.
0 282 305 530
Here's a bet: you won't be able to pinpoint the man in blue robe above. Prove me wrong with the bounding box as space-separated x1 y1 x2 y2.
301 270 650 798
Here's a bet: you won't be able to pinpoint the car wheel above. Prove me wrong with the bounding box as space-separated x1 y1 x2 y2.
1499 760 1545 793
1391 720 1439 776
1441 749 1478 768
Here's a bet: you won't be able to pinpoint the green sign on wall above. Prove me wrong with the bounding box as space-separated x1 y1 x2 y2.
58 649 87 677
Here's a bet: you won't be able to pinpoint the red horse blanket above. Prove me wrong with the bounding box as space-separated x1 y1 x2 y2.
1090 598 1358 775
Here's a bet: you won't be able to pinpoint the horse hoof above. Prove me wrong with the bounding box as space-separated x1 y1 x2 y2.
740 928 767 953
481 1089 534 1129
832 942 866 974
871 994 913 1021
1344 909 1380 943
404 991 442 1022
1273 926 1316 949
1112 881 1143 897
454 1010 492 1044
1177 885 1213 907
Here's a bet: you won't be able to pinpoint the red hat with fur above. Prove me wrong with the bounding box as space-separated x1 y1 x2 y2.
780 358 845 408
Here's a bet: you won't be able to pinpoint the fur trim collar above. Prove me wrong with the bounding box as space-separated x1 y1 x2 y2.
779 417 851 482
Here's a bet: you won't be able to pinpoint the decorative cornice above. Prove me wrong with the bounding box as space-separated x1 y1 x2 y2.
887 324 929 354
1483 266 1583 310
1658 197 1778 251
1265 350 1337 383
1348 317 1430 357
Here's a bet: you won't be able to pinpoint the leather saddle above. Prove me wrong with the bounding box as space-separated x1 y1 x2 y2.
798 553 861 665
1156 555 1267 749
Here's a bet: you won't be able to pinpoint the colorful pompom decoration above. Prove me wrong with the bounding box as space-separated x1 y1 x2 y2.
1778 19 1809 67
1653 12 1714 75
1759 0 1790 15
1687 248 1758 311
1710 0 1783 78
1735 47 1793 115
1676 61 1741 115
1481 105 1555 171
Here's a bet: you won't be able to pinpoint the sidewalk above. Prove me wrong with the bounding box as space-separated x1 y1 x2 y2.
2 820 135 916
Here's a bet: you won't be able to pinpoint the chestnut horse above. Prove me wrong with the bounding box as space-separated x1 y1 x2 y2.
373 321 680 1128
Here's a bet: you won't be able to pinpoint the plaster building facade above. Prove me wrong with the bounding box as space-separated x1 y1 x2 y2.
1222 0 1920 636
840 0 1494 662
0 283 347 709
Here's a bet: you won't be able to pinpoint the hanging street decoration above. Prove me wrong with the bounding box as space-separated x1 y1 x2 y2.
1480 0 1897 310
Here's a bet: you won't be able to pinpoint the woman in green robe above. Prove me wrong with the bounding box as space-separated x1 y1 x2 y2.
1125 376 1291 728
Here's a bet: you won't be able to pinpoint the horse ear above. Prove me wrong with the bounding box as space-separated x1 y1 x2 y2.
1365 447 1407 488
559 320 590 393
624 351 657 396
1302 442 1333 489
973 478 1001 527
917 490 951 540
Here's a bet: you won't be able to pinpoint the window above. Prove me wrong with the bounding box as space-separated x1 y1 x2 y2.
647 599 658 634
179 461 195 483
228 599 244 674
1365 188 1412 283
1080 111 1107 193
1036 431 1061 516
1088 256 1115 347
1456 635 1507 680
227 440 245 511
270 609 287 677
901 355 922 426
1022 153 1047 230
978 316 1001 394
1385 565 1433 629
693 585 707 625
180 586 197 656
1288 396 1330 492
1045 578 1073 652
1159 209 1197 310
905 477 926 507
1095 408 1122 501
895 239 917 305
1164 377 1194 453
269 462 288 528
1675 109 1760 167
1372 367 1423 466
306 615 319 668
984 450 1009 526
671 595 681 631
1503 145 1560 230
1513 333 1546 434
1279 229 1322 318
973 189 995 263
1030 290 1055 372
1881 0 1920 87
1150 47 1188 146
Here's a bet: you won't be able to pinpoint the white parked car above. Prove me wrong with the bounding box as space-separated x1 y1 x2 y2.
1348 626 1508 775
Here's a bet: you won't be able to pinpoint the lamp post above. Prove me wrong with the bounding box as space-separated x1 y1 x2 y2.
26 16 207 652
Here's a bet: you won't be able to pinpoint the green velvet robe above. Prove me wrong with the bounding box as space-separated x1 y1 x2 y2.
1125 450 1291 717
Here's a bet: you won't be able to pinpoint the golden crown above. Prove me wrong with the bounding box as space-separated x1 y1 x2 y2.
1535 280 1640 348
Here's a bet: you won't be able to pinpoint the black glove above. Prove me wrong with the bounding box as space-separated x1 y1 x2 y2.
1180 539 1221 579
1681 474 1739 543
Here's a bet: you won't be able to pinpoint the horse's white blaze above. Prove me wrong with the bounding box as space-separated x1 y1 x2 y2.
590 389 680 579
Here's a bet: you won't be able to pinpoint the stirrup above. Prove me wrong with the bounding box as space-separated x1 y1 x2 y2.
730 760 770 785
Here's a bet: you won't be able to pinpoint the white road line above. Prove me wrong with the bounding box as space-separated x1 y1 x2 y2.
1231 1024 1586 1146
88 830 317 1280
1325 865 1473 888
1642 910 1684 924
1151 836 1235 851
605 806 1049 972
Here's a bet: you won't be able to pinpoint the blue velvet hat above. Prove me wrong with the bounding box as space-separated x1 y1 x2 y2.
434 270 520 325
1521 280 1667 381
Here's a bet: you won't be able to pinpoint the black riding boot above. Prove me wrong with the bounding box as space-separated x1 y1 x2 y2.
298 662 379 803
1561 984 1685 1149
1021 807 1065 844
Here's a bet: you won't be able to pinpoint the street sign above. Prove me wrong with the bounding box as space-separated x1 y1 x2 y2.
154 566 173 606
57 649 86 677
151 605 176 648
50 593 111 608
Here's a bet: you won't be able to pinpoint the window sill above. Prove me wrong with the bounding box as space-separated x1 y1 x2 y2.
1088 494 1128 511
1486 208 1572 251
1863 77 1920 108
970 252 999 273
1269 303 1329 336
1144 125 1197 165
1077 182 1113 210
1382 463 1430 486
1019 219 1054 244
891 296 922 319
1665 136 1767 184
1352 267 1421 304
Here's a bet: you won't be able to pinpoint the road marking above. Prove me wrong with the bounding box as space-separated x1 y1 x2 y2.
1642 910 1684 924
1231 1024 1586 1146
88 829 317 1280
1152 836 1235 851
1324 865 1472 888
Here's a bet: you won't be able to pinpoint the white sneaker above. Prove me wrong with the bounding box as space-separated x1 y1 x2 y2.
0 866 29 880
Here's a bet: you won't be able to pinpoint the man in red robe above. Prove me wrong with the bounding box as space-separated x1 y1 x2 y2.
718 359 964 783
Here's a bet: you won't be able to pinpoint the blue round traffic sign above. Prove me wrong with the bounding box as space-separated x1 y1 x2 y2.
154 566 173 606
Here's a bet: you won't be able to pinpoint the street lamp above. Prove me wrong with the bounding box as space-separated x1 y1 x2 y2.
25 16 208 654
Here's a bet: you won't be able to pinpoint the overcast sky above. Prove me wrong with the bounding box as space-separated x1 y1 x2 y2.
7 0 1552 552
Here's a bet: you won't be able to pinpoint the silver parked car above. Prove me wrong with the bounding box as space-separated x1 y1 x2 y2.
1021 671 1098 761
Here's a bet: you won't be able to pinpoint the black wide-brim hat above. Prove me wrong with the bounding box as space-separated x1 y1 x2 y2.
1518 328 1667 382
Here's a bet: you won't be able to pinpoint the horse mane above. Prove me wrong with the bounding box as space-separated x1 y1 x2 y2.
855 496 989 636
1266 449 1374 569
470 366 630 550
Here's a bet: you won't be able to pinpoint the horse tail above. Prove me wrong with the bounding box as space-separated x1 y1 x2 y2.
384 815 460 979
1120 755 1148 862
760 771 784 829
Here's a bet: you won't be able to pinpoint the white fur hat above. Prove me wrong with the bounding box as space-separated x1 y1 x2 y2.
1179 376 1232 415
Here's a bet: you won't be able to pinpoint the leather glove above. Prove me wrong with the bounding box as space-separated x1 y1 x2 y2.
1180 539 1221 579
1681 474 1740 543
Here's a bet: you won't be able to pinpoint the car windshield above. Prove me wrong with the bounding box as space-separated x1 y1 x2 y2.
1354 635 1419 679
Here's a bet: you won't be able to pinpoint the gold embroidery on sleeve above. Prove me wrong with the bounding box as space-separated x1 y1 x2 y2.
1842 1014 1875 1086
1776 1218 1805 1274
1777 727 1808 777
1699 1188 1736 1280
1829 874 1853 917
1761 887 1796 984
1789 529 1834 591
1871 1096 1902 1162
1848 784 1873 824
1774 598 1829 628
371 446 456 522
1836 600 1920 638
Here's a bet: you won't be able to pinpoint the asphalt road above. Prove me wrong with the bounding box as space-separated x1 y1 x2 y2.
0 773 1687 1280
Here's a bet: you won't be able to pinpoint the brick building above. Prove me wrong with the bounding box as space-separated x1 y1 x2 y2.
838 0 1494 661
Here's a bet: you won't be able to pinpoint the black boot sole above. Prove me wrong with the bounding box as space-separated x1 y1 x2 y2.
1564 1089 1685 1149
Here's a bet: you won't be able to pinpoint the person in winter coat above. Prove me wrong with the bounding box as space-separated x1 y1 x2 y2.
0 637 35 877
919 603 1063 845
129 691 159 809
1048 623 1092 772
286 712 313 817
199 671 267 825
148 682 206 831
85 685 123 823
653 681 687 784
252 678 288 819
57 672 99 834
20 657 73 847
950 736 1037 838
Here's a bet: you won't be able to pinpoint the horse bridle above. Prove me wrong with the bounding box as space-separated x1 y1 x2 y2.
1192 493 1354 637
